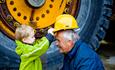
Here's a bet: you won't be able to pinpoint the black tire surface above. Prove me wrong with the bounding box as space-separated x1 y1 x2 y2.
77 0 112 50
0 0 112 69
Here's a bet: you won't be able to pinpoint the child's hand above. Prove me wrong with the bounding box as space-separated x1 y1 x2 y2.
48 28 54 36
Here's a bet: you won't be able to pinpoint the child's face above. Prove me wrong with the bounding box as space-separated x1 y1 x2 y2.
28 30 35 44
23 29 35 44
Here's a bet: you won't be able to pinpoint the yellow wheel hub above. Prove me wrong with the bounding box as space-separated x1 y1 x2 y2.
6 0 67 28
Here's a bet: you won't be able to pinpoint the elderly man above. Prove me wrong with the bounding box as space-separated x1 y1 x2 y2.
50 14 105 70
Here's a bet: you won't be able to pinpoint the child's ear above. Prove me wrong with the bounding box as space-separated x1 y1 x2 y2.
22 38 28 43
22 38 25 43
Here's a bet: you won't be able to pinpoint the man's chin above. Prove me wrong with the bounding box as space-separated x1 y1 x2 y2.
59 50 64 53
60 50 67 53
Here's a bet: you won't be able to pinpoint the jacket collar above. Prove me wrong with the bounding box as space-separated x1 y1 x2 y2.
67 39 82 59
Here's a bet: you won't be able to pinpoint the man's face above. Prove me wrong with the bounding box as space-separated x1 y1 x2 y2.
55 31 73 53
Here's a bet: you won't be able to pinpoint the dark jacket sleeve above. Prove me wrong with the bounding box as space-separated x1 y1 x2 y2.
45 33 55 44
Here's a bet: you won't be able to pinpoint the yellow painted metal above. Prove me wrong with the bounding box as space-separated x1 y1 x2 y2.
6 0 67 28
71 0 78 16
6 0 31 25
0 20 14 39
0 0 5 3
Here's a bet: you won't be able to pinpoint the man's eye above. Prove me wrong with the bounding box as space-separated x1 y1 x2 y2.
56 39 59 42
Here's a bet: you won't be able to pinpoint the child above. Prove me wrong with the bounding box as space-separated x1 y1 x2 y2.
15 24 54 70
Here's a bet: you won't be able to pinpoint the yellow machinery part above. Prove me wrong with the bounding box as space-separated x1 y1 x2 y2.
6 0 67 28
0 20 14 39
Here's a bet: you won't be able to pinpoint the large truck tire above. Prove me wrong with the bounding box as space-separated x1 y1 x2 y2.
77 0 112 50
0 0 112 69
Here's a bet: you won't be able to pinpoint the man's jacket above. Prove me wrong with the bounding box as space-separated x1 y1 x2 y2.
15 37 49 70
62 40 105 70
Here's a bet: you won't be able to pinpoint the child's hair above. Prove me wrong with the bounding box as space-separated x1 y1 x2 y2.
15 24 34 40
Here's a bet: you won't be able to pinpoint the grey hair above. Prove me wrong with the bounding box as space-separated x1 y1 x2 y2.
62 30 80 43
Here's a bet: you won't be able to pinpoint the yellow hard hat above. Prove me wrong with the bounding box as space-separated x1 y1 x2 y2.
53 14 79 32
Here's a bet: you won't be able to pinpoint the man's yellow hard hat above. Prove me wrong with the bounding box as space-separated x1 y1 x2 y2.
53 14 79 33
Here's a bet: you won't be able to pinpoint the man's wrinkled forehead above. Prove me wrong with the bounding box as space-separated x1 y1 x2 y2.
55 31 62 37
55 31 65 41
